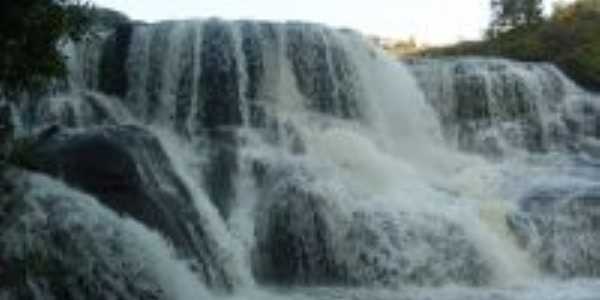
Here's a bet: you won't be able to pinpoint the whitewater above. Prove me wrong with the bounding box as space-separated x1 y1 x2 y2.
2 19 600 299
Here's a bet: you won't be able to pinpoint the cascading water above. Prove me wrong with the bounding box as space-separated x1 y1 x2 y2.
409 58 600 155
3 18 600 299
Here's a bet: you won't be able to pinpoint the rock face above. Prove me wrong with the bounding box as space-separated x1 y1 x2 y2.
253 183 348 286
508 184 600 277
252 166 492 288
0 103 14 161
29 125 236 289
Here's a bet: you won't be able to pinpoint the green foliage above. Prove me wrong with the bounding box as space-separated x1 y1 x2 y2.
490 0 544 37
417 0 600 91
0 0 93 96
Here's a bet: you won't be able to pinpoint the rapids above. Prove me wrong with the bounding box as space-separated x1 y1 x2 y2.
2 19 600 299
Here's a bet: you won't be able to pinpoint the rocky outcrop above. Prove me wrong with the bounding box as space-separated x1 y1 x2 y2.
0 102 14 161
252 165 492 287
253 182 348 285
0 171 165 300
28 125 236 289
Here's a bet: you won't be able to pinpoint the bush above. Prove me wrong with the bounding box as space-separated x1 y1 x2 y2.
0 0 92 96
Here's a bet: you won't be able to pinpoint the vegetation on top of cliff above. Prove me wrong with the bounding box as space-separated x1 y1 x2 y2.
488 0 544 37
413 0 600 91
0 0 96 96
0 2 131 170
0 1 129 98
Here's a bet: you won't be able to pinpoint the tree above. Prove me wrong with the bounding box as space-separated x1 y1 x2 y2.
553 0 600 23
489 0 544 37
0 0 92 97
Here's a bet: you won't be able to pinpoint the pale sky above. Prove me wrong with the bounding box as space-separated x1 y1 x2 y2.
93 0 573 45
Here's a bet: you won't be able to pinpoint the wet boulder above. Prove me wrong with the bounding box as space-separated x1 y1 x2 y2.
252 164 491 287
29 91 133 129
253 182 349 286
29 125 237 289
0 172 165 300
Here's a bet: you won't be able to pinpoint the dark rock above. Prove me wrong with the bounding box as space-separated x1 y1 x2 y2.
239 21 267 128
196 19 243 218
252 164 491 287
203 129 238 219
253 183 347 286
199 19 242 131
144 23 174 121
29 125 235 289
31 92 131 129
0 172 166 300
286 24 360 118
0 103 15 161
98 23 134 98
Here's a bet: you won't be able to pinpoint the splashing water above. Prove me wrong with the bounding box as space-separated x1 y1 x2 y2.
3 19 600 299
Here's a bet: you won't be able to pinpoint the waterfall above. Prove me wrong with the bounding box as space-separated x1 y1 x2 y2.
409 58 600 155
3 19 600 299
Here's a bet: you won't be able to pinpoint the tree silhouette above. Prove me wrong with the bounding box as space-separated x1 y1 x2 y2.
0 0 91 96
489 0 544 37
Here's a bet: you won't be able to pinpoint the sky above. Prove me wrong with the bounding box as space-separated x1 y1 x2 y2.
92 0 574 45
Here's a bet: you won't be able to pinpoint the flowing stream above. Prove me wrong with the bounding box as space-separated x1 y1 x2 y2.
3 19 600 299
